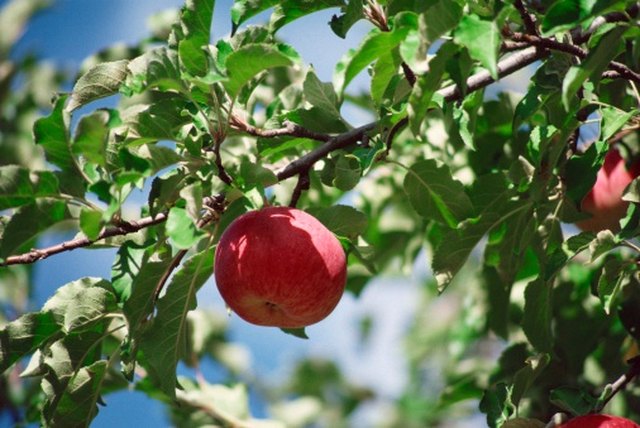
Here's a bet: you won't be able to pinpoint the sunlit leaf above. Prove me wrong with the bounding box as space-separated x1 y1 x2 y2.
66 60 129 112
33 94 74 172
454 14 500 79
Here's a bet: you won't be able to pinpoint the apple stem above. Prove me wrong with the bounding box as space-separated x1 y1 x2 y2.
594 355 640 412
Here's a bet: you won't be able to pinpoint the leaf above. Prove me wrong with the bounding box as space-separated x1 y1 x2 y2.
303 68 340 118
511 354 551 408
597 256 628 314
122 47 182 95
454 15 500 79
432 173 521 290
549 386 598 415
403 159 473 228
44 359 108 428
422 0 463 45
281 327 309 339
122 96 191 144
139 248 215 398
541 0 627 34
334 13 416 95
177 0 215 76
230 0 279 33
561 26 627 110
479 383 514 428
269 0 344 33
166 206 204 249
73 110 110 168
600 106 637 143
408 41 457 134
0 198 72 259
122 250 174 332
522 278 553 352
0 311 59 373
224 43 297 98
329 0 364 39
41 277 117 333
333 154 362 191
0 165 59 210
33 94 74 172
587 230 617 263
306 205 368 240
370 49 402 106
79 208 103 241
66 60 129 112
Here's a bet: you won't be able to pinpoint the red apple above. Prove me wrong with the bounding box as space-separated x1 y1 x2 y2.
559 414 640 428
214 206 347 328
577 148 640 232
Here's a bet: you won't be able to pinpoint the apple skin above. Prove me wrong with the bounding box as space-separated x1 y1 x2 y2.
559 414 640 428
214 206 347 328
577 149 640 232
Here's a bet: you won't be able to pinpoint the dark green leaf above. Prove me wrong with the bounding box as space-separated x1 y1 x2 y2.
122 47 182 95
329 0 364 39
522 278 553 352
403 159 473 228
67 60 129 112
0 198 72 259
303 69 341 118
0 311 59 373
177 0 214 76
333 154 362 191
454 15 500 79
230 0 278 33
33 94 74 172
511 354 550 408
306 205 368 240
139 248 214 398
0 165 59 210
270 0 344 33
73 110 110 168
479 383 514 428
562 26 627 110
281 327 309 339
597 256 628 314
549 386 598 415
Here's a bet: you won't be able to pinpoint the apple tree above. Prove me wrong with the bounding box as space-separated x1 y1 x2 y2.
1 0 640 426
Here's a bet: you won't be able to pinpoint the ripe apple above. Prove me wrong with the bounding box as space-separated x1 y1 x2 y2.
577 148 640 232
214 206 347 328
559 414 640 428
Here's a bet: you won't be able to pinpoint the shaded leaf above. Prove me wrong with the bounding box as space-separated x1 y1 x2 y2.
0 311 59 373
329 0 364 39
67 60 129 112
33 94 74 171
522 278 553 352
73 110 111 168
122 47 182 95
306 205 368 240
0 165 59 210
139 248 214 398
177 0 215 76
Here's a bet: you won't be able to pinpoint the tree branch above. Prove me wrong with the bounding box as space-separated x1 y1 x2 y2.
594 355 640 412
513 0 538 35
230 115 332 142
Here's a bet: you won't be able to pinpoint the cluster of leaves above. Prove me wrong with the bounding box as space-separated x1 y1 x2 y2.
1 0 640 426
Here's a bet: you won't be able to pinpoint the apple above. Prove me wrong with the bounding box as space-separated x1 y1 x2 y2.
214 206 347 328
577 148 640 232
559 414 640 428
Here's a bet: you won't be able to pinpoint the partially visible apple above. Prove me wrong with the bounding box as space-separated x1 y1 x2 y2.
577 148 640 232
214 206 347 328
559 414 640 428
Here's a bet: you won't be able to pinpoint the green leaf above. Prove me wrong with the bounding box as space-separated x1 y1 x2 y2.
281 327 309 339
66 60 129 112
329 0 364 39
0 165 59 210
224 43 297 98
270 0 344 33
522 278 553 352
122 47 182 95
511 354 551 408
422 0 463 45
0 311 59 373
79 208 103 241
44 359 108 428
177 0 215 76
334 13 416 95
432 173 520 290
371 49 402 106
600 106 637 143
597 256 628 314
549 386 598 415
479 383 514 428
122 96 191 144
0 198 72 259
541 0 628 35
561 26 627 110
230 0 278 33
33 94 74 172
408 41 457 134
166 206 204 249
122 249 173 333
303 68 341 118
333 154 362 191
454 15 500 79
139 248 214 399
41 277 117 333
306 205 368 240
403 159 473 228
73 110 110 168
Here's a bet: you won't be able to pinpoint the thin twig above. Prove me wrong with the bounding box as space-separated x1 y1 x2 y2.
513 0 538 35
595 355 640 412
288 170 311 208
230 115 332 142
